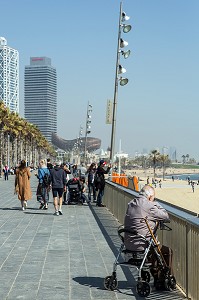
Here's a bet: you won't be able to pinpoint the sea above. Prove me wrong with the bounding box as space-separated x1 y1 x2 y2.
165 173 199 181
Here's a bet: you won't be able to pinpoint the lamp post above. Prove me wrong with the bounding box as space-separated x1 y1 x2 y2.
84 102 92 165
110 2 131 164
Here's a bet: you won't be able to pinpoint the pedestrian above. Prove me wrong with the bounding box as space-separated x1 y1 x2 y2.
124 185 174 288
172 175 174 182
47 158 53 170
159 179 162 188
191 181 195 193
3 165 9 180
62 163 71 205
36 159 51 210
86 162 97 202
147 176 150 185
79 176 88 204
14 160 32 210
50 161 67 215
95 160 111 207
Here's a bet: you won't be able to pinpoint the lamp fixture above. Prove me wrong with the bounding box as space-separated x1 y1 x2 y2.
121 11 130 22
120 38 128 48
122 24 132 33
119 77 128 86
121 49 131 59
118 65 126 74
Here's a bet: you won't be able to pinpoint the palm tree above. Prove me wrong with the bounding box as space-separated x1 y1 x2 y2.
150 149 160 179
182 155 186 164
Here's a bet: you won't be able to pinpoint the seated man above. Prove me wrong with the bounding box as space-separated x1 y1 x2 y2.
124 185 174 287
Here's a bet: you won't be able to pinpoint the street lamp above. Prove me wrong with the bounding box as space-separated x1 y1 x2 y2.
110 1 131 163
84 102 93 164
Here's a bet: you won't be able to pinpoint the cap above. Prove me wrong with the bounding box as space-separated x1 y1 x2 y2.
99 160 106 165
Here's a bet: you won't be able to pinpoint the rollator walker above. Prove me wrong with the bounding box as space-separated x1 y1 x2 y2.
104 218 176 297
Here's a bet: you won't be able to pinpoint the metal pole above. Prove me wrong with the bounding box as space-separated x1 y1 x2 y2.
84 102 89 165
110 1 122 163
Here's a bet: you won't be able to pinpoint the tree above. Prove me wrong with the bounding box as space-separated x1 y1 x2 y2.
150 150 160 179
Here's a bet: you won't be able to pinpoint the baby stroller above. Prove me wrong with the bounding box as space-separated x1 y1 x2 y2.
104 218 176 297
67 178 83 205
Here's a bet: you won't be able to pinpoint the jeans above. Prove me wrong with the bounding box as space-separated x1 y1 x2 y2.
88 183 96 201
97 188 104 205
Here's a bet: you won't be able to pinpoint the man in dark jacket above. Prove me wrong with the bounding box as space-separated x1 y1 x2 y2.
50 161 66 215
95 160 111 207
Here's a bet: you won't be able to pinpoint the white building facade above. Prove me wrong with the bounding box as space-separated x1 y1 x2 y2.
0 37 19 112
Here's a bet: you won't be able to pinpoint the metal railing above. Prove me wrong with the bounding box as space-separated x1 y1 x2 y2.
103 181 199 300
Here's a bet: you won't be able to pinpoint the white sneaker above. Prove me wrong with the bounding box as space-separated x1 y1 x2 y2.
53 211 59 216
24 201 27 209
22 207 25 211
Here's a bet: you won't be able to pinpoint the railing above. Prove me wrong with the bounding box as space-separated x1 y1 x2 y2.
104 180 199 300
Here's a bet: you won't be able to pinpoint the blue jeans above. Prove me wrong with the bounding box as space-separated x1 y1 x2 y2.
88 183 96 201
97 188 104 205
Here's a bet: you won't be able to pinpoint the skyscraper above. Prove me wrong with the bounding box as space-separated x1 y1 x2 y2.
24 57 57 143
0 37 19 113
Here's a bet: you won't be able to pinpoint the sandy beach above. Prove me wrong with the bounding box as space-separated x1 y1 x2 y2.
126 168 199 215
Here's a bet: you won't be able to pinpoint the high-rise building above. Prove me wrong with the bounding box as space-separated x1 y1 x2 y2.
24 57 57 143
0 37 19 112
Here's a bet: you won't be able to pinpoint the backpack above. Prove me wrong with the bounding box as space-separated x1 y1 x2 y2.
42 172 51 187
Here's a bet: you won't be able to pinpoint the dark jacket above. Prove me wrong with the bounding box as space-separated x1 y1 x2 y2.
95 165 110 189
50 166 66 188
124 194 169 251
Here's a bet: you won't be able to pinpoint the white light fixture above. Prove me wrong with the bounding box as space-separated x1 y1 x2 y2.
119 77 128 86
118 65 126 74
120 38 128 48
121 49 131 59
122 24 132 33
121 11 130 22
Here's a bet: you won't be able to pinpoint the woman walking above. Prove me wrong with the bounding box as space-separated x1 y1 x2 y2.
15 160 32 210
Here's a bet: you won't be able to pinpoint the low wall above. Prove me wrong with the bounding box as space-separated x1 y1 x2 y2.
103 181 199 300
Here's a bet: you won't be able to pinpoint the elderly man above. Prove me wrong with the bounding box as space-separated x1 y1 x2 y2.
124 185 174 288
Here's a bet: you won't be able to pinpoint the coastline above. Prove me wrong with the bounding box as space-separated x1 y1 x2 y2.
125 167 199 215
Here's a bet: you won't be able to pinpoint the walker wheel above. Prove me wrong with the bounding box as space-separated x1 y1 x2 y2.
136 281 151 297
141 270 150 283
104 275 118 291
164 275 176 291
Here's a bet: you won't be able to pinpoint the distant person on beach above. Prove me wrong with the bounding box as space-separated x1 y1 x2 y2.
171 175 174 182
147 176 150 184
159 179 162 188
191 181 195 193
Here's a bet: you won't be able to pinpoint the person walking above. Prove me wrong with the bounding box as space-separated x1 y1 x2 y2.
95 160 111 207
3 165 9 180
62 163 71 205
86 162 97 203
50 161 67 215
14 160 32 210
36 159 51 209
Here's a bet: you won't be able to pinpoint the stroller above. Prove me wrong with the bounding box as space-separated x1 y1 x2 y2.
67 178 83 205
104 218 176 297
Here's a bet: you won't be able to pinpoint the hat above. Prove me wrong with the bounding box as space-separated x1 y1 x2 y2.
99 160 106 165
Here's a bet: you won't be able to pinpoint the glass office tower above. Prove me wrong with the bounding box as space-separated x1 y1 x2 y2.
0 37 19 113
24 57 57 143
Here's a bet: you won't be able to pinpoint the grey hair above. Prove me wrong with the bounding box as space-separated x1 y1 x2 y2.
140 185 155 198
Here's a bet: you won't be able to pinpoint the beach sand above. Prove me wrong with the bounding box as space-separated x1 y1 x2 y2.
125 168 199 215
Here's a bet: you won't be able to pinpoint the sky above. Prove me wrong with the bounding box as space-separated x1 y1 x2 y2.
1 0 199 160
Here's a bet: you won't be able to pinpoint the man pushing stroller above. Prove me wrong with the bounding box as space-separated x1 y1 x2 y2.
124 184 174 289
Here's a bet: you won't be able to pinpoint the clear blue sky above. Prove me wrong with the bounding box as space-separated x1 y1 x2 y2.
1 0 199 160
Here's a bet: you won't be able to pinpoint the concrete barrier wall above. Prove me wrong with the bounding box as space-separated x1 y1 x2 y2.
103 181 199 300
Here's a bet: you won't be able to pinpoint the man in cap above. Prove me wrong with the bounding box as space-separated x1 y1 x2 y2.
95 160 111 207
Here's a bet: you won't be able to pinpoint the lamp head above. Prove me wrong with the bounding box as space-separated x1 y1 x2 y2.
121 11 130 22
120 38 128 48
118 65 126 74
122 24 132 33
121 49 131 59
119 77 128 86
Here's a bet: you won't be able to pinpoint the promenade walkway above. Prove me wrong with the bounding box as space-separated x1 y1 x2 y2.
0 175 185 300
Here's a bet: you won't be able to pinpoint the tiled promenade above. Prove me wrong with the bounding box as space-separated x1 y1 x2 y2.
0 175 185 300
